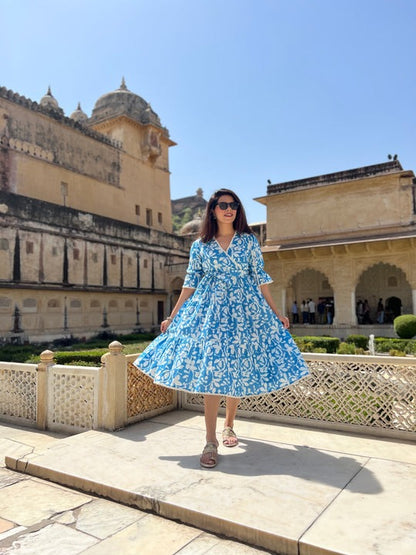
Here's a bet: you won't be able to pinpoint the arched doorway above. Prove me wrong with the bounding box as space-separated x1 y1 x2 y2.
356 263 411 324
169 277 183 312
287 269 334 324
385 296 402 322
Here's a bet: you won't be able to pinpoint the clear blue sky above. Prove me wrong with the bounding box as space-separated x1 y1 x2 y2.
2 0 415 223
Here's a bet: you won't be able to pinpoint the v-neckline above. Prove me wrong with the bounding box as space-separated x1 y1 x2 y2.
214 232 236 253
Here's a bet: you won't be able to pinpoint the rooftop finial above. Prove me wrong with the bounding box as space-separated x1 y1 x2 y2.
120 77 127 90
47 85 52 96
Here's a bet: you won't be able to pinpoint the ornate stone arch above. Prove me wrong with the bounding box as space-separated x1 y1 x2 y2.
286 268 334 307
355 262 412 322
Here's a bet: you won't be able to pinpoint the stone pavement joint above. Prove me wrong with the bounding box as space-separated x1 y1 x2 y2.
1 412 416 554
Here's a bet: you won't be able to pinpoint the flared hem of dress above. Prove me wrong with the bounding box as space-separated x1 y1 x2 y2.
134 364 310 399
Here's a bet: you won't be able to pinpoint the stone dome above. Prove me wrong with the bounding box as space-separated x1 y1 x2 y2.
70 102 88 124
40 86 64 115
89 78 163 128
180 217 202 237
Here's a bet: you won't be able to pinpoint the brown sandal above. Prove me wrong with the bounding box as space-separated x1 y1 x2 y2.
222 427 238 447
200 442 218 468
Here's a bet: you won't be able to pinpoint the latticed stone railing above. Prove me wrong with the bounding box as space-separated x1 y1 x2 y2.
0 362 37 426
0 346 415 440
0 342 176 433
126 355 176 423
181 353 416 441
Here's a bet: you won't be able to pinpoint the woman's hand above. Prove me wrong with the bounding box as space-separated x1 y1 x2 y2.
160 319 172 333
259 284 290 330
279 315 290 329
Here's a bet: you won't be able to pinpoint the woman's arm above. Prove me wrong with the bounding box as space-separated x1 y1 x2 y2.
160 287 195 332
260 283 290 329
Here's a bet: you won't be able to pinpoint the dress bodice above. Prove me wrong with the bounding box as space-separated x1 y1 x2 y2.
183 233 272 289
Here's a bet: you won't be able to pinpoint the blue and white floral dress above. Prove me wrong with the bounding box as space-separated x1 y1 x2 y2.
134 233 309 397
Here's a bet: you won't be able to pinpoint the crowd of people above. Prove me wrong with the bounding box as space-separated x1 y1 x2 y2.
292 296 399 326
291 298 334 325
356 298 388 324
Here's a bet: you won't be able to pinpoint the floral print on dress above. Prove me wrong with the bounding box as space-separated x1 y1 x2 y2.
134 233 309 397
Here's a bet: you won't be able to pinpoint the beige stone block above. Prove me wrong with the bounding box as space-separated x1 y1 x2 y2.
82 513 201 555
300 458 416 555
4 523 98 554
73 498 144 539
0 479 92 526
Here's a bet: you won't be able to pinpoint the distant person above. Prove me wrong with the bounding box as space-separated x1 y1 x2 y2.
301 300 309 324
356 300 364 324
291 300 299 323
308 298 316 324
377 298 384 324
317 299 326 324
326 299 334 325
363 299 372 324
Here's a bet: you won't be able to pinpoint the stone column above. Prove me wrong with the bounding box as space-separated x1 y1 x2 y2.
351 290 357 324
331 254 355 325
37 350 55 429
281 288 287 317
97 341 127 430
412 289 416 315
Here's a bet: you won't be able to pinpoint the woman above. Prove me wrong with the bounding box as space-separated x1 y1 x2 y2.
134 189 309 468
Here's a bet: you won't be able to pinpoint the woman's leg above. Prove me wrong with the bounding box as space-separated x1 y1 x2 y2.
222 396 240 447
204 394 221 444
224 396 239 429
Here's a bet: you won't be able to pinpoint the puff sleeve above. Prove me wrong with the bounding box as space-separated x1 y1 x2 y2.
182 240 204 289
249 235 273 286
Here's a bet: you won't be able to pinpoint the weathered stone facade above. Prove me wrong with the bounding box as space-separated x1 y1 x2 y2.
0 82 188 343
0 191 189 342
0 80 174 230
257 161 416 337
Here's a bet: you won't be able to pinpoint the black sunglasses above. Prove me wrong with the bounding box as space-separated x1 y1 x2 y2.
216 201 239 210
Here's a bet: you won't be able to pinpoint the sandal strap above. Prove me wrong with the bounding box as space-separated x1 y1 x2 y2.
202 442 218 454
222 427 237 438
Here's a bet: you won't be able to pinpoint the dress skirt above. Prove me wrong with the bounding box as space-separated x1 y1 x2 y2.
134 233 309 397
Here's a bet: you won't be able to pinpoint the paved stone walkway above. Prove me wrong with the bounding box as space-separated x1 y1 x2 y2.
0 422 270 554
1 411 415 554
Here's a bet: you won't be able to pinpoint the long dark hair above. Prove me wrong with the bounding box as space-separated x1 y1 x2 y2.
200 188 252 243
